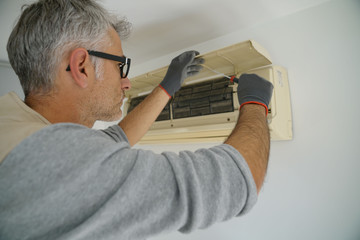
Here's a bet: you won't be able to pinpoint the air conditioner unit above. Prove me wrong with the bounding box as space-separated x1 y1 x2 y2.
124 40 292 144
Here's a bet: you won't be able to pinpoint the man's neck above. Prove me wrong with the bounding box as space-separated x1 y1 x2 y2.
24 94 94 128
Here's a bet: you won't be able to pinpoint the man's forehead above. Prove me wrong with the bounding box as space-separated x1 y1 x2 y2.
108 28 124 55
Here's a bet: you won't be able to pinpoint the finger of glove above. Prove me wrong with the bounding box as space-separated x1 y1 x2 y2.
186 66 203 77
191 57 205 65
186 58 204 72
187 65 203 73
187 70 202 77
176 51 199 64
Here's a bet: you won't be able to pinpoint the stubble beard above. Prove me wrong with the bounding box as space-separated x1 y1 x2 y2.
82 88 125 123
92 94 124 122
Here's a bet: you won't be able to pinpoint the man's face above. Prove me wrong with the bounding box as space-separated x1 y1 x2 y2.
87 28 131 122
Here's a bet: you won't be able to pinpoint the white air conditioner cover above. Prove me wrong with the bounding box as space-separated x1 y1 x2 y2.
124 40 292 143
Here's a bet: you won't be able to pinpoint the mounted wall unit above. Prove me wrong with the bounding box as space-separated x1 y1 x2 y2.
124 40 292 143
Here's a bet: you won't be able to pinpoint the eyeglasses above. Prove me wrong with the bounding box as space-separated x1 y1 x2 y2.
66 50 131 78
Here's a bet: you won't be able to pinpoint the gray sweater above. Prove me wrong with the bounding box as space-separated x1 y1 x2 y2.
0 123 257 240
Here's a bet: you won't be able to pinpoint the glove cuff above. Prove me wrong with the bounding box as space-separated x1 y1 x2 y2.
239 101 269 116
158 84 172 98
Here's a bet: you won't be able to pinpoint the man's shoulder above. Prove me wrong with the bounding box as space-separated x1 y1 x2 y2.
27 123 127 144
2 123 130 166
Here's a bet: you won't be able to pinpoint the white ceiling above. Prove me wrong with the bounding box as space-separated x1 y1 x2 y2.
0 0 329 65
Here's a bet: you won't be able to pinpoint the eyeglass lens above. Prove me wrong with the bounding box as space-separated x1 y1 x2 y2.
121 59 130 78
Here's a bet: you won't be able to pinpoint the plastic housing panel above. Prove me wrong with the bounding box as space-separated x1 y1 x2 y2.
125 40 272 99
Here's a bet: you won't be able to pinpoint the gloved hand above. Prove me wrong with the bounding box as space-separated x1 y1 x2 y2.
159 51 204 97
237 73 274 115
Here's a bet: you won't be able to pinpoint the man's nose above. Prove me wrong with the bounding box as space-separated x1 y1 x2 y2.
121 77 131 91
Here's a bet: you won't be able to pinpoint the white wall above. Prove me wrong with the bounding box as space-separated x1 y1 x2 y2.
141 0 360 239
1 0 359 239
0 64 23 99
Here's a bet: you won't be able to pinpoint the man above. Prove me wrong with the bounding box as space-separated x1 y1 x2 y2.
0 0 273 239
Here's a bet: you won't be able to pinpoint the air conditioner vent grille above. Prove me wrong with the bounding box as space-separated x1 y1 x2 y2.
173 78 234 119
127 77 234 122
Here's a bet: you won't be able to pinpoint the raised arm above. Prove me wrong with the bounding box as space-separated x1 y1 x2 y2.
119 51 203 146
225 74 274 193
118 87 169 146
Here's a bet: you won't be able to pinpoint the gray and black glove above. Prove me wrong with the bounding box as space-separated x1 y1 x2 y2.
159 51 204 97
236 73 274 115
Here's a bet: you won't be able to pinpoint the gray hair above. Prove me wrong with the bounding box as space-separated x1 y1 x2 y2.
7 0 132 97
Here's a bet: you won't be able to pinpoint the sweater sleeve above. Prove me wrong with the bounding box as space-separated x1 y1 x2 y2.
161 144 258 233
0 123 258 240
100 124 130 143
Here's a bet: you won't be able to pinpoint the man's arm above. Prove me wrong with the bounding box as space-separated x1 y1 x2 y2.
225 73 274 193
119 87 169 146
225 104 269 193
119 51 203 146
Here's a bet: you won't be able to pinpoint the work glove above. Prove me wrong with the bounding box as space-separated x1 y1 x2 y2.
159 51 204 97
236 73 274 115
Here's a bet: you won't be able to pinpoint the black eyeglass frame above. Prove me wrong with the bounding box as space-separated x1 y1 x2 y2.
66 50 131 78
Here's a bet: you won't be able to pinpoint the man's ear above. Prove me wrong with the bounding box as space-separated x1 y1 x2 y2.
68 48 92 88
